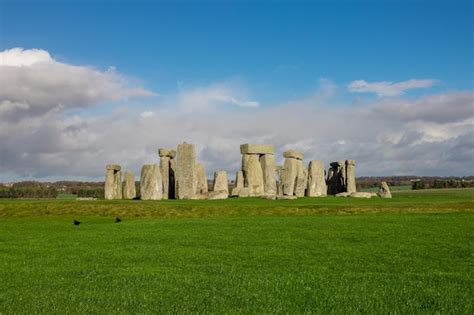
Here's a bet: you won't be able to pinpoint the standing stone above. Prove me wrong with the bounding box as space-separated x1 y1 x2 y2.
160 156 170 200
327 161 344 195
140 164 162 200
242 154 264 196
231 170 245 197
176 142 196 199
307 160 327 197
283 150 304 160
159 148 177 199
276 165 284 196
105 164 122 200
294 160 307 197
195 163 208 195
281 158 299 196
169 158 177 199
122 171 136 200
345 160 356 194
379 181 392 198
260 154 277 196
213 171 229 194
235 171 244 189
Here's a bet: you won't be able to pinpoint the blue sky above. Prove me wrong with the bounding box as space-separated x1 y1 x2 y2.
1 0 473 180
3 0 472 103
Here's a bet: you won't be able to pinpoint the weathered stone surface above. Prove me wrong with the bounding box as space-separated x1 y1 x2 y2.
242 154 264 196
235 171 244 189
207 191 228 200
260 154 277 196
195 163 208 195
276 165 284 196
169 158 176 199
160 157 170 200
176 142 196 199
307 160 327 197
140 164 163 200
350 192 371 198
240 144 274 155
379 181 392 198
335 192 350 197
283 150 304 160
231 187 250 197
122 171 136 200
213 170 229 194
346 160 356 193
105 164 122 200
294 161 307 197
158 148 176 158
281 158 299 196
106 164 121 171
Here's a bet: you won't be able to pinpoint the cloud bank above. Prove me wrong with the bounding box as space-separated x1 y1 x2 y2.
1 48 473 181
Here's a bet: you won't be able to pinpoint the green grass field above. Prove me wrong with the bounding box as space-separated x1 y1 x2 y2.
1 189 473 313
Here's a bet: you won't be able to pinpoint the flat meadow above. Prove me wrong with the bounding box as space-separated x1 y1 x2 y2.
1 188 473 313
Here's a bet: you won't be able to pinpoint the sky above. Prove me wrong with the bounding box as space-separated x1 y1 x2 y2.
0 0 473 181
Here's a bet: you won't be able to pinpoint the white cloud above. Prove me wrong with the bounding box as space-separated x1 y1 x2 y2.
0 48 472 180
0 48 155 121
348 79 436 97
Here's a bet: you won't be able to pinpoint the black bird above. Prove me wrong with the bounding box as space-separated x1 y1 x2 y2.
115 217 122 223
73 220 81 226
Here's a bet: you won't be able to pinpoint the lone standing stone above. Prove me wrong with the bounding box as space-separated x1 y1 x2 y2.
346 160 356 193
140 164 162 200
122 171 136 200
195 163 208 195
176 142 196 199
379 181 392 198
307 160 327 197
105 164 122 200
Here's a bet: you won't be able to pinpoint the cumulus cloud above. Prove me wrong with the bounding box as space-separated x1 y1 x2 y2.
0 48 154 121
1 48 473 180
348 79 436 97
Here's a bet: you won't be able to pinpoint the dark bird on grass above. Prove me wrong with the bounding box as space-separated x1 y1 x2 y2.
115 217 122 223
73 220 81 226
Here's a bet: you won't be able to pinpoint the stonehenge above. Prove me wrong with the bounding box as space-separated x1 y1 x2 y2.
122 171 136 200
105 164 122 200
104 142 397 201
240 144 276 197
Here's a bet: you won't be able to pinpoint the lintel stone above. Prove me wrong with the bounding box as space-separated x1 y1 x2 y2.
106 164 121 171
283 150 304 160
158 148 176 158
240 144 274 155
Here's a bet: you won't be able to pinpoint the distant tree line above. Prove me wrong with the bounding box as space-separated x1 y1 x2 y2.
411 178 474 190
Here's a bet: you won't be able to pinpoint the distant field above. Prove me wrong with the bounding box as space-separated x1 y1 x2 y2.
1 189 473 313
360 184 412 192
